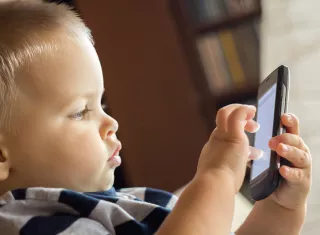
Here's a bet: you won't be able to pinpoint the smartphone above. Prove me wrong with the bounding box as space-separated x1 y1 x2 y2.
249 65 290 201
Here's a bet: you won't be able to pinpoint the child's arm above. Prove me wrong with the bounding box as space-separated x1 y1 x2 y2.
236 197 305 235
236 114 311 235
157 104 260 235
156 172 235 235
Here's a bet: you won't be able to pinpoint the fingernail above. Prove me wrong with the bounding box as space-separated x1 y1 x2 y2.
269 138 279 146
282 144 289 152
245 105 256 110
284 167 290 175
248 146 264 160
255 123 260 131
286 114 292 122
253 151 264 160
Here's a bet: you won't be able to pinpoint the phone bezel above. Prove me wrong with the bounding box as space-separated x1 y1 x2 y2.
249 65 289 201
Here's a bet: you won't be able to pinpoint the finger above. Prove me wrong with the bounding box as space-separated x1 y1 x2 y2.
276 143 311 168
269 133 309 153
281 113 300 135
279 166 308 185
245 120 260 133
248 146 264 160
216 104 242 132
228 105 256 138
216 104 256 132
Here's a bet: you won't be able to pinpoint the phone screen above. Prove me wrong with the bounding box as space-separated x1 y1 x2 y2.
251 83 277 180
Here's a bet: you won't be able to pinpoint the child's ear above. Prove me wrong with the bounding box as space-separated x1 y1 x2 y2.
0 136 10 181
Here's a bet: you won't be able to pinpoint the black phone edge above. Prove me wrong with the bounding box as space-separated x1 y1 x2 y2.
249 65 289 201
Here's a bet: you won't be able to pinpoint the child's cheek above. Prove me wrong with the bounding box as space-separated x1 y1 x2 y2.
50 126 107 187
66 130 106 170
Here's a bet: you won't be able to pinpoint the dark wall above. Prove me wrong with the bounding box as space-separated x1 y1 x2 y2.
74 1 209 192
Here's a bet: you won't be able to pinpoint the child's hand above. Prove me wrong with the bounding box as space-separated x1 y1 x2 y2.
268 113 312 210
196 104 260 192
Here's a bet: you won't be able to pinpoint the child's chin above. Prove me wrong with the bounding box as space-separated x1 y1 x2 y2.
101 173 115 191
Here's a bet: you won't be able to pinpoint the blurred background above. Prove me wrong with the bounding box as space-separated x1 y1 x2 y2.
50 0 319 234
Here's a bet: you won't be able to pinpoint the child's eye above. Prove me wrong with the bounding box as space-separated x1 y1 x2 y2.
101 97 108 112
70 107 92 120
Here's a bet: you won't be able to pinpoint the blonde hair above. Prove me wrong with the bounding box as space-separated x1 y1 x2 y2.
0 0 93 132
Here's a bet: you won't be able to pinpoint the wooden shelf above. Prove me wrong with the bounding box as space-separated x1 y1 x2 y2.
193 9 261 36
214 84 259 107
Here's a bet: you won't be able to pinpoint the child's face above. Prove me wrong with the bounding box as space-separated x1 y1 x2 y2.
3 39 121 192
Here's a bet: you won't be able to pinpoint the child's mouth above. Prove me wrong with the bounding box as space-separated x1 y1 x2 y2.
108 142 122 166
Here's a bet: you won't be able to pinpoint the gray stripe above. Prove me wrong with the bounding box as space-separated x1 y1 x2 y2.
89 200 132 229
118 187 146 201
116 198 157 222
58 218 111 235
26 187 62 202
166 195 178 210
0 200 79 231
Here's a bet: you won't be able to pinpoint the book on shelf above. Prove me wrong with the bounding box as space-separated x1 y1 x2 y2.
196 21 260 95
185 0 260 25
232 22 260 86
187 0 226 24
197 33 231 94
224 0 260 15
219 29 246 87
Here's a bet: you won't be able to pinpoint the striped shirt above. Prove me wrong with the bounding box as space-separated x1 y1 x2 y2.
0 187 235 234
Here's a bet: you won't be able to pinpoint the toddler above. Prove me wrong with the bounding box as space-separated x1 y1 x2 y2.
0 1 311 235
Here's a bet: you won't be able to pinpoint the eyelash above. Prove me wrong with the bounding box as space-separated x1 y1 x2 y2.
71 107 93 120
101 104 108 111
101 98 108 111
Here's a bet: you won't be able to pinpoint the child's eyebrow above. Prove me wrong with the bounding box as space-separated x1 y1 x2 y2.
82 88 105 98
59 88 105 110
71 88 105 101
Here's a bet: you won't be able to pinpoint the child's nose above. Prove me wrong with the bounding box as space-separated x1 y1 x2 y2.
100 115 119 140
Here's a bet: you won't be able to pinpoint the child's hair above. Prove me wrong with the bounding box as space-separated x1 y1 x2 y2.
0 0 93 133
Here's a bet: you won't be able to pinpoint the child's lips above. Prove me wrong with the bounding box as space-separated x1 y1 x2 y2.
110 151 120 159
108 142 122 161
108 154 122 167
107 141 122 166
